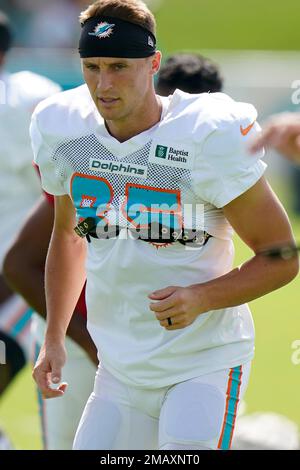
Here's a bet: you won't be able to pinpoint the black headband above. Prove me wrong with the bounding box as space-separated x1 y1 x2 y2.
79 16 156 59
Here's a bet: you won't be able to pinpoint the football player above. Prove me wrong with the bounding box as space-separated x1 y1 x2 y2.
4 51 224 448
0 10 60 395
4 52 224 449
31 0 299 450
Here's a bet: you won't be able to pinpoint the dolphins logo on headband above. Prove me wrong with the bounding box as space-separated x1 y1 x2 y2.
88 22 115 39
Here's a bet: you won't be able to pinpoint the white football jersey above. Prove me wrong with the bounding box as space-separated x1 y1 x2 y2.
0 71 61 269
31 85 266 388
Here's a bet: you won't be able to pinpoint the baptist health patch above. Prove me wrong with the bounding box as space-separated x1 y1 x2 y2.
89 159 148 179
149 141 195 170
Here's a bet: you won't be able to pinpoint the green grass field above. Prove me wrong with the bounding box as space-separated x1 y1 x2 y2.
235 219 300 423
156 0 300 52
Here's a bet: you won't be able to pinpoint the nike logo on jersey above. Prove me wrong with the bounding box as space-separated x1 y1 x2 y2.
240 121 256 136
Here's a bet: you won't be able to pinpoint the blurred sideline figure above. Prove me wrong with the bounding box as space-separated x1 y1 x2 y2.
232 411 299 450
249 111 300 216
0 0 162 48
4 191 98 450
0 9 97 449
0 10 60 449
3 52 223 450
156 52 223 96
0 11 60 395
0 11 95 451
1 10 98 448
250 112 300 164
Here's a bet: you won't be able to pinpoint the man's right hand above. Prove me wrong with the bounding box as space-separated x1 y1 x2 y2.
32 339 68 399
249 112 300 163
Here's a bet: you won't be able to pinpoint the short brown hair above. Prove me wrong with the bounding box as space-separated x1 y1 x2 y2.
79 0 156 35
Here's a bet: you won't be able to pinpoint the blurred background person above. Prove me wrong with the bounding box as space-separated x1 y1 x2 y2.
250 111 300 214
250 112 300 164
0 1 87 48
0 0 161 49
26 1 86 49
0 10 60 446
156 52 223 96
0 8 97 450
4 192 98 450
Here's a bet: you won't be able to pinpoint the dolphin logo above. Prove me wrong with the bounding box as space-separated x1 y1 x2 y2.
89 22 115 39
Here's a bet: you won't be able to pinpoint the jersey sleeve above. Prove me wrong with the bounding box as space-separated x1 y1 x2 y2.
193 103 267 208
30 112 67 196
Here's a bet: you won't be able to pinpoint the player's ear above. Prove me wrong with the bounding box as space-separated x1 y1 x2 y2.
150 51 162 76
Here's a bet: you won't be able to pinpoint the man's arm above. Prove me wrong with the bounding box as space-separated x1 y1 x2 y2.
201 176 299 307
33 195 87 397
3 196 97 364
150 177 299 329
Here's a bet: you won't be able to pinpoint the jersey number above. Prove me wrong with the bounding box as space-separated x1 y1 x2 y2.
71 173 182 230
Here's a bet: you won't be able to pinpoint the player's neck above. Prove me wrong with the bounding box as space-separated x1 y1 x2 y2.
105 93 162 143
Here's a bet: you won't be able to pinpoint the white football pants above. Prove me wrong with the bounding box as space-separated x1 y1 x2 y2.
73 361 251 450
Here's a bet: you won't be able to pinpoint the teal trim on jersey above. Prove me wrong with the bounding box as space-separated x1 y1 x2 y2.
219 365 242 450
10 308 33 339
